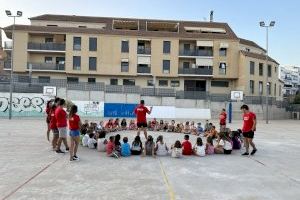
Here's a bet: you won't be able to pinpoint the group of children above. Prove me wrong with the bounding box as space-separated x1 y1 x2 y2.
80 120 243 158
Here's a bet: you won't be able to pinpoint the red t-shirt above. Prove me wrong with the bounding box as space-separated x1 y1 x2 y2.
49 108 57 129
134 105 150 123
69 114 80 130
105 121 113 128
182 140 193 155
219 112 227 125
242 112 256 132
106 141 115 155
55 106 67 128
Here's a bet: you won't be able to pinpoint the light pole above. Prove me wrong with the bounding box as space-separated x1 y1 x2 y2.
5 10 23 120
260 21 275 124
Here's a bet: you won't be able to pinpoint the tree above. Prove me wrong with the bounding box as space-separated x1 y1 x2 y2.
294 94 300 104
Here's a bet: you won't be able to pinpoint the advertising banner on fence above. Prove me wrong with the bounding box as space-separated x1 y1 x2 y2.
104 103 137 118
0 92 51 117
72 101 104 117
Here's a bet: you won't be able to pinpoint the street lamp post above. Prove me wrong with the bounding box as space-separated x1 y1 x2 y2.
5 10 22 120
260 21 275 124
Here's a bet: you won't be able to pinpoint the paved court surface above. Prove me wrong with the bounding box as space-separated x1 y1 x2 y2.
0 119 300 200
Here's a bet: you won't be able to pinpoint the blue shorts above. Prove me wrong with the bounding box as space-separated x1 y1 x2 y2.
69 130 80 137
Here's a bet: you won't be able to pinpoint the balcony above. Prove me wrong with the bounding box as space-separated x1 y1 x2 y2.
179 49 213 57
27 42 66 52
3 41 12 50
27 62 65 71
137 47 151 55
137 66 151 74
178 67 213 76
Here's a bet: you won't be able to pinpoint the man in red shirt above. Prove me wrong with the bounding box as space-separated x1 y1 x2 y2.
241 104 257 156
134 100 152 139
219 108 227 132
55 98 69 153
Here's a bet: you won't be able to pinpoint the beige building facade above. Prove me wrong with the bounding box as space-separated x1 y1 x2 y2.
3 14 282 99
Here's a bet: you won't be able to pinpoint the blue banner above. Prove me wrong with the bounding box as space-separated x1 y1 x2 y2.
104 103 137 118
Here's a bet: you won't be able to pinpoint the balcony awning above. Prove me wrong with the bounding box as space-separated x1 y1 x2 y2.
138 56 151 65
196 58 213 66
220 43 229 48
196 40 213 47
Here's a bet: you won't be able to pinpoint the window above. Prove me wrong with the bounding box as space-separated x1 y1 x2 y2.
170 80 180 87
183 62 190 69
219 62 227 75
219 48 227 56
274 83 277 96
159 80 168 87
250 80 255 94
45 57 53 63
163 60 170 74
73 37 81 50
88 78 96 83
275 66 277 73
184 44 190 51
211 81 229 87
89 37 97 51
147 80 154 86
73 56 81 70
38 76 50 83
121 62 129 72
250 61 255 75
259 63 264 76
47 24 58 27
110 79 118 85
79 26 87 28
279 85 282 96
67 77 79 83
267 82 271 95
123 79 135 86
89 57 97 71
259 81 263 95
163 41 171 54
268 65 272 77
121 40 129 53
45 38 53 43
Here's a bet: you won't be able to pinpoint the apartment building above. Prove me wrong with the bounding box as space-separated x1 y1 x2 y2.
280 66 300 96
3 14 282 99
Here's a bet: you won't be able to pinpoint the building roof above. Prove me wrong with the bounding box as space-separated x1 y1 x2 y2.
3 14 239 40
239 38 266 52
240 50 279 65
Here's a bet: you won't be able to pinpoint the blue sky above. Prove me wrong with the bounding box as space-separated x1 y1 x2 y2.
1 0 299 66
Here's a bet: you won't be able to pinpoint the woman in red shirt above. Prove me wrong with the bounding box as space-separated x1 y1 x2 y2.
55 99 69 153
68 105 82 161
45 100 52 141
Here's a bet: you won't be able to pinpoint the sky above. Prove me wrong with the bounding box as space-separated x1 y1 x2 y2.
0 0 299 66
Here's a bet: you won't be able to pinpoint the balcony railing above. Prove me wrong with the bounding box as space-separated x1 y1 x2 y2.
4 41 12 49
27 42 66 51
4 61 11 69
137 47 151 55
178 67 213 75
179 50 213 57
27 62 65 71
137 66 151 73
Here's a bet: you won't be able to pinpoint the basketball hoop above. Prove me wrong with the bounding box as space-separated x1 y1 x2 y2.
43 86 57 97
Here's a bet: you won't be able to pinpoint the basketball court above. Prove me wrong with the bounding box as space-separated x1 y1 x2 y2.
0 118 299 200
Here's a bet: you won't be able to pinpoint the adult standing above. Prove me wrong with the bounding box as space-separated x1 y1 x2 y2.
55 98 69 153
240 104 257 156
134 100 152 139
219 108 227 132
68 105 81 161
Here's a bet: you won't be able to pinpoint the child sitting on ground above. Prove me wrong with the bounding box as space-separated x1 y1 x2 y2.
131 136 143 155
96 121 104 132
231 129 242 150
82 132 89 147
143 135 155 157
190 121 197 135
121 137 131 157
88 133 97 149
120 119 127 130
204 126 218 139
159 120 164 131
171 140 182 158
174 123 182 133
105 119 114 132
204 120 211 132
182 135 193 155
129 120 136 130
196 122 204 135
97 131 107 152
113 118 121 131
155 135 169 156
205 136 215 155
183 121 191 134
106 136 119 158
163 121 168 132
193 137 205 157
167 120 176 132
114 134 121 155
214 132 233 154
151 118 158 131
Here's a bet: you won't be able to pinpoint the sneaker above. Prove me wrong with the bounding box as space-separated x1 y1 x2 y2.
56 149 65 154
251 149 257 155
113 152 119 158
65 148 69 152
73 155 80 161
70 157 76 162
242 152 249 156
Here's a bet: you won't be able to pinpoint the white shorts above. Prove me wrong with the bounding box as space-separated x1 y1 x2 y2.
58 127 67 138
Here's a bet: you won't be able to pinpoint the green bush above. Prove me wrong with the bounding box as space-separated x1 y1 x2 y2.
294 94 300 104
